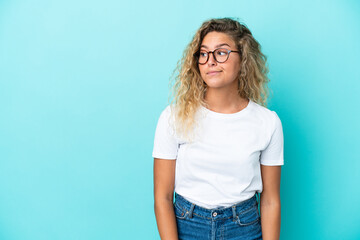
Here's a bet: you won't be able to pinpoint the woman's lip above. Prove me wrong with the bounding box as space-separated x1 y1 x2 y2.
207 71 221 75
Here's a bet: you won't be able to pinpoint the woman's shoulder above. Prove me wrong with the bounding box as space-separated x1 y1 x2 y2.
156 104 177 125
159 104 175 118
250 100 281 124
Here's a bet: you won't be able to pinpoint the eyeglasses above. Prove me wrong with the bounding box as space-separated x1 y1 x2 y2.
194 48 240 65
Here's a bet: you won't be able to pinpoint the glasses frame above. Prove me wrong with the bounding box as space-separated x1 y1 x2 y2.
194 48 241 65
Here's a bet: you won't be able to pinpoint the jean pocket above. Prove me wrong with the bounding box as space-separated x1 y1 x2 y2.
236 204 260 226
173 202 188 219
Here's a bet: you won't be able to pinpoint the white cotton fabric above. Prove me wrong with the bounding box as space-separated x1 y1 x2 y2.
152 99 284 209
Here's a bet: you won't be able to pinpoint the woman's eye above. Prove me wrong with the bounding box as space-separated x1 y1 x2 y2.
216 50 228 56
199 52 207 57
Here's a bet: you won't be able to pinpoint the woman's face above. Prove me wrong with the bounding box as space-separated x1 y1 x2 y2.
198 31 241 91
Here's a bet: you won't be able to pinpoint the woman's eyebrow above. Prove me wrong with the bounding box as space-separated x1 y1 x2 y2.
200 43 231 48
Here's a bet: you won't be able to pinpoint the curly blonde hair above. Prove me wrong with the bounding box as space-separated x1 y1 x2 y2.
168 17 271 142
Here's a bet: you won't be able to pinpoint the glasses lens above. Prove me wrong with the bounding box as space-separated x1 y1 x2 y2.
214 49 229 63
198 51 208 64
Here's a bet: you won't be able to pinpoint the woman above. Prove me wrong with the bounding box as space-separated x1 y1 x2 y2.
153 18 284 240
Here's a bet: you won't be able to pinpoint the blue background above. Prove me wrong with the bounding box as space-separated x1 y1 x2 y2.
1 0 359 239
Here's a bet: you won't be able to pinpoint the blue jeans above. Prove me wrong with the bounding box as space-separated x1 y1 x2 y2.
173 192 262 240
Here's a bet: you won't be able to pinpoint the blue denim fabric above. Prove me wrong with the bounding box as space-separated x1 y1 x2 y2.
173 192 262 240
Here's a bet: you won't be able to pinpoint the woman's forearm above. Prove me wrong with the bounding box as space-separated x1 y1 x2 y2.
154 198 179 240
260 201 281 240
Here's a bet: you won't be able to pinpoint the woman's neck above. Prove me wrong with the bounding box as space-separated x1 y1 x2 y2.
204 89 249 114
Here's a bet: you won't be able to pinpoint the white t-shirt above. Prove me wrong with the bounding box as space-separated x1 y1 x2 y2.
152 99 284 209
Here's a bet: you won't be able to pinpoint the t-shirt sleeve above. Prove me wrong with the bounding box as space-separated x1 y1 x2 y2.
152 106 178 160
260 111 284 166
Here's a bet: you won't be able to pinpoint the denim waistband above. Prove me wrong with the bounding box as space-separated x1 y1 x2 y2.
174 192 259 221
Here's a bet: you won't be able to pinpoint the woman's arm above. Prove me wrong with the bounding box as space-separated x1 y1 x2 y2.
154 158 178 240
260 165 282 240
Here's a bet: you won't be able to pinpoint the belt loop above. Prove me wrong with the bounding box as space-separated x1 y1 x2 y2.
188 203 195 218
232 205 237 220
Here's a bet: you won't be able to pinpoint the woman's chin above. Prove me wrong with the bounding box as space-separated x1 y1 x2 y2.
204 80 229 89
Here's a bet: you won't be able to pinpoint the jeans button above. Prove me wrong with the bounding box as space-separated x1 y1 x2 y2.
213 212 217 217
